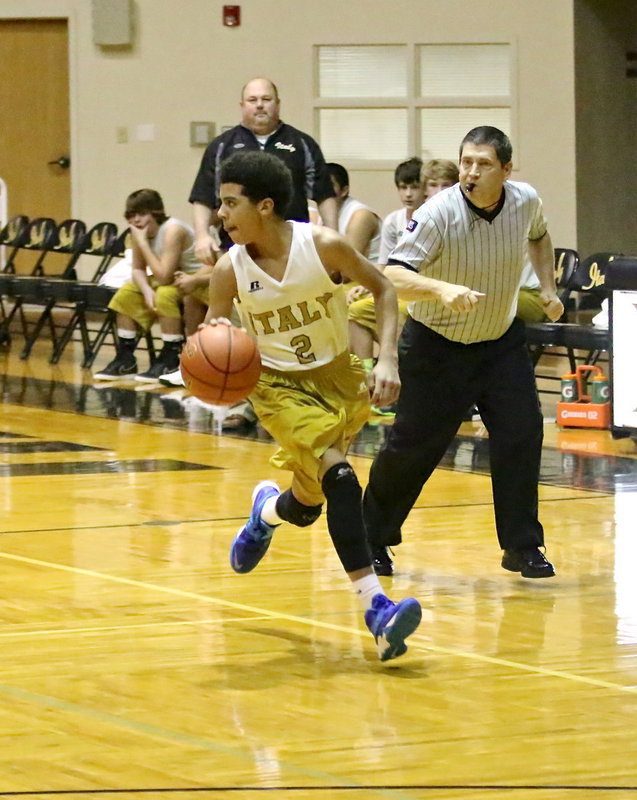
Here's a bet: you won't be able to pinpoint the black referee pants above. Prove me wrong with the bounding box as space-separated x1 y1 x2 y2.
363 317 545 551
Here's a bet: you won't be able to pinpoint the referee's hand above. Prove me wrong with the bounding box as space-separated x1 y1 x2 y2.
439 283 485 312
541 291 564 322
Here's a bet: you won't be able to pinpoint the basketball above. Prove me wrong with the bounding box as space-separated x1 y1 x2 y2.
180 324 261 406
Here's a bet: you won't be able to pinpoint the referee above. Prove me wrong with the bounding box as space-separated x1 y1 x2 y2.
363 125 563 579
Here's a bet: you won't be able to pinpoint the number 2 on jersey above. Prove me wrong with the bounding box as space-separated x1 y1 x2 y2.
290 334 316 365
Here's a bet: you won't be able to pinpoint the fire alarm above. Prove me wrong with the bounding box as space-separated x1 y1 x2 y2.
223 5 240 26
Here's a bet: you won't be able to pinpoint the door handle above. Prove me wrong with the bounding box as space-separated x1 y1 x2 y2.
48 156 71 169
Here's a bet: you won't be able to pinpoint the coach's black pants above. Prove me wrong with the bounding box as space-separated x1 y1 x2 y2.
363 317 545 551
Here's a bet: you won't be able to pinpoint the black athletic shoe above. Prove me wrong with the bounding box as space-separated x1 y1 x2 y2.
93 355 138 381
135 346 181 383
372 546 394 577
501 547 555 579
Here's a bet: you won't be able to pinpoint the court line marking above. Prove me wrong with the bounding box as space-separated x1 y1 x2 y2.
0 617 272 639
0 783 635 796
0 492 610 538
0 684 412 800
1 549 636 695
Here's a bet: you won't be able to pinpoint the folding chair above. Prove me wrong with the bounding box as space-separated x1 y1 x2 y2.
0 217 58 346
83 221 120 282
559 252 617 369
18 218 87 359
47 222 119 364
0 214 30 274
77 229 156 369
17 217 59 275
0 215 30 344
527 250 617 394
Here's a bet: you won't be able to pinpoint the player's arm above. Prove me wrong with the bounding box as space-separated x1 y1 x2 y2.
205 253 237 322
129 244 156 309
528 231 563 322
316 196 338 231
303 134 338 231
314 227 399 408
345 208 379 260
192 202 221 267
130 223 185 286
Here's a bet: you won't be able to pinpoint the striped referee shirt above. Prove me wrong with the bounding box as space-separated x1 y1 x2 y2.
389 181 548 343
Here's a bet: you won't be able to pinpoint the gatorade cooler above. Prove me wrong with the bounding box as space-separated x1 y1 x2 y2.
557 364 610 429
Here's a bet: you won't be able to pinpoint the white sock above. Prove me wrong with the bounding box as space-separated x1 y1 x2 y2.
117 328 136 339
162 334 184 343
352 572 384 612
260 495 282 526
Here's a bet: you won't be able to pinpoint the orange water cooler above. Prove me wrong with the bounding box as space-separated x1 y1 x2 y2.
556 364 610 429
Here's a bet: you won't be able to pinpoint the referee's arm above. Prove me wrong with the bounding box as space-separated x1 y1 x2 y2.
528 231 564 321
384 260 484 313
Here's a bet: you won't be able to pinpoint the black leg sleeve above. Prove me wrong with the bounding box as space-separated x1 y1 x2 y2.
322 462 372 573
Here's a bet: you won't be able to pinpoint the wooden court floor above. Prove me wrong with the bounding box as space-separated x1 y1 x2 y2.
1 340 637 799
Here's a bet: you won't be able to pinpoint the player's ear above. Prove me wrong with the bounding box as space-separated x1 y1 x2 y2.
258 197 275 215
502 161 513 179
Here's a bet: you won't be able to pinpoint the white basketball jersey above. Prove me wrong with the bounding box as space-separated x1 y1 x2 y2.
152 217 200 274
228 221 349 370
338 197 381 263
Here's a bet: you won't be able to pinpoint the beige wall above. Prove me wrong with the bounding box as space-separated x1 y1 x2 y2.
2 0 577 251
575 0 637 257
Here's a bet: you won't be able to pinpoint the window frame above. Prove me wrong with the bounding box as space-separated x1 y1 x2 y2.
313 41 517 170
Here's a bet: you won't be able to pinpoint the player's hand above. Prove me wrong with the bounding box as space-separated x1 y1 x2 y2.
174 271 195 295
368 357 400 408
438 283 485 312
195 234 218 267
203 317 232 328
541 291 564 322
129 223 150 244
142 286 156 311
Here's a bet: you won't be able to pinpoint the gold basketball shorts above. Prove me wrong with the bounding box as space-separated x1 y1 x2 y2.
516 287 549 323
250 352 371 505
108 279 182 331
348 296 409 336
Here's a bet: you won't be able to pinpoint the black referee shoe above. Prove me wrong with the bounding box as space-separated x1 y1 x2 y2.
501 547 555 579
372 546 394 577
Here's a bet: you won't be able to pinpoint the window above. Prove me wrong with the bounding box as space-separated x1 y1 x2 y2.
315 43 513 165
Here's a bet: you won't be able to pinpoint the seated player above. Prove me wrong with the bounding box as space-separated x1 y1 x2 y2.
93 189 211 382
326 162 382 262
206 150 422 662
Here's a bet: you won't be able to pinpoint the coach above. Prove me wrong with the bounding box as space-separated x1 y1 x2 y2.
363 125 563 580
189 77 337 261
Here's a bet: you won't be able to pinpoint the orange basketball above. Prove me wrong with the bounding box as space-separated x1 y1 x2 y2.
180 325 261 406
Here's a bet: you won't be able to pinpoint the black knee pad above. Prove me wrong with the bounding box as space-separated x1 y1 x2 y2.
275 489 322 528
321 462 370 573
322 462 359 495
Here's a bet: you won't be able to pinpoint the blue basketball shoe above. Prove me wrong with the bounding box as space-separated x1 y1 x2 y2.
230 481 280 574
365 593 422 662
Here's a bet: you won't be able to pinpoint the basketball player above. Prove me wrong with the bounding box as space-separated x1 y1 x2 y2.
326 162 382 262
205 150 422 662
93 189 210 382
363 126 563 579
